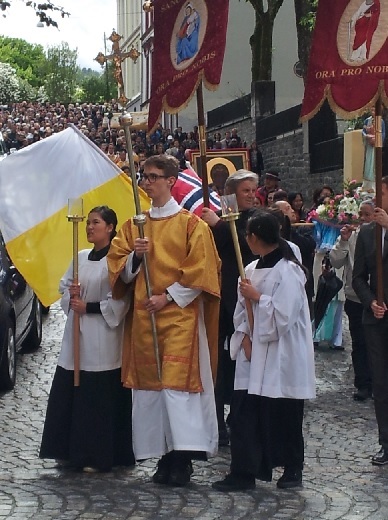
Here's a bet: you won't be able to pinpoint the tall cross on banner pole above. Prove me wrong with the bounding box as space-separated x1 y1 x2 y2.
95 29 161 380
95 30 140 106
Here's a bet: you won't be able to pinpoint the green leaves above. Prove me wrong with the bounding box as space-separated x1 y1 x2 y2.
43 42 79 103
0 37 46 88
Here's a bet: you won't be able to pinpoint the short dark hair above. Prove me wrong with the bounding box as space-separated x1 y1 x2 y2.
144 154 179 179
313 185 334 205
272 189 288 203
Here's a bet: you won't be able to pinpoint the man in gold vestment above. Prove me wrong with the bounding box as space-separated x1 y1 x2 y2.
107 155 221 487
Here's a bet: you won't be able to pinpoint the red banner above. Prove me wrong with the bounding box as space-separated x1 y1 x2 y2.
148 0 229 133
301 0 388 121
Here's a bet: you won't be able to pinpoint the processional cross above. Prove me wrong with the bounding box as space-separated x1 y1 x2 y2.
95 30 140 106
94 27 161 379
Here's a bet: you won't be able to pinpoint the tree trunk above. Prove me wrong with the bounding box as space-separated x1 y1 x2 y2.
250 11 274 82
248 0 284 82
294 0 314 82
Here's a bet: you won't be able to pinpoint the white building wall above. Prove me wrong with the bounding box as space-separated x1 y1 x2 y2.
272 1 304 112
178 1 304 130
117 1 304 129
117 0 142 110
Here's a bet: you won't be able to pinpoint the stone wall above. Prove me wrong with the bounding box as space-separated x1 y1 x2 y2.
207 116 255 146
208 118 344 204
259 131 344 203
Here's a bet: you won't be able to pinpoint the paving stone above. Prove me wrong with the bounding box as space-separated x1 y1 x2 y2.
1 303 388 519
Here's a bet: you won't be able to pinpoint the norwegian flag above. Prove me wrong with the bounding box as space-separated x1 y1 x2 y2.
172 168 221 216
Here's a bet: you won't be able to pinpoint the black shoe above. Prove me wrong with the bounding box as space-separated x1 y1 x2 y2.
168 461 193 487
353 388 372 401
277 468 303 489
152 453 173 484
372 448 388 466
212 473 255 492
329 344 344 351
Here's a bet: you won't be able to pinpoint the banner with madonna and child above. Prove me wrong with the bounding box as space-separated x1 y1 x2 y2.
147 0 229 133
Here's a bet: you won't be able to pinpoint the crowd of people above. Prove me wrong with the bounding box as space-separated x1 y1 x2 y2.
17 99 385 491
0 101 264 178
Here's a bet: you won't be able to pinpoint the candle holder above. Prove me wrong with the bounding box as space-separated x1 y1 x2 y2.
219 194 254 334
67 198 85 387
220 194 244 276
220 194 240 222
67 198 84 222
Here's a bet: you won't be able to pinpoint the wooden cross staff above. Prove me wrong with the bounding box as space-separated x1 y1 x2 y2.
95 30 140 106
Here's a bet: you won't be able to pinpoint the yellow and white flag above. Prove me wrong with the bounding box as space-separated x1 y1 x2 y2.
0 125 150 306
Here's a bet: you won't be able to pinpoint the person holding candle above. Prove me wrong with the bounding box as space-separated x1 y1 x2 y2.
201 170 259 446
212 209 316 492
40 206 134 473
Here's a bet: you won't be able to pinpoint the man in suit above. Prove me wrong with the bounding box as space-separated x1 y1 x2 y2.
353 176 388 465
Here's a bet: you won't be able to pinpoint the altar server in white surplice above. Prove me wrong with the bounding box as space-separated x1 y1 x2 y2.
213 209 315 493
40 206 134 473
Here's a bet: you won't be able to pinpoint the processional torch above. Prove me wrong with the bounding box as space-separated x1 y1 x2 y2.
67 198 85 387
120 112 162 381
220 194 254 334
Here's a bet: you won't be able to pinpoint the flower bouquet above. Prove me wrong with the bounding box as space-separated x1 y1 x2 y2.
308 180 364 227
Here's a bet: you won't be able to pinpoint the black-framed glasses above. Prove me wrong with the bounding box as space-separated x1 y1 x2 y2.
140 172 168 183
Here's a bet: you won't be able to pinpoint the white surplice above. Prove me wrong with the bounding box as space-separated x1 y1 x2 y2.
231 258 316 400
120 197 218 459
58 250 130 372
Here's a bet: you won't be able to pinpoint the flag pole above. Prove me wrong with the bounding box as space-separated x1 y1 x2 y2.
196 81 210 207
67 198 85 387
120 113 162 381
375 95 384 306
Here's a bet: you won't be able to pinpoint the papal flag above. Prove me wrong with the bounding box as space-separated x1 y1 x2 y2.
148 0 229 133
0 125 150 306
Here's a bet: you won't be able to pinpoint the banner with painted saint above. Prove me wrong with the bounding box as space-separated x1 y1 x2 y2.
148 0 229 133
301 0 388 121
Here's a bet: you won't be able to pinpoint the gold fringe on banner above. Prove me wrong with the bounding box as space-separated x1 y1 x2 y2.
300 81 388 123
148 70 220 135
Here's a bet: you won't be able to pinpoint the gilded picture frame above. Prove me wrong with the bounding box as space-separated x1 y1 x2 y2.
187 148 250 182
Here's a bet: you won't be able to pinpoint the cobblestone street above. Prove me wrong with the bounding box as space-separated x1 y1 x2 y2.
1 303 388 519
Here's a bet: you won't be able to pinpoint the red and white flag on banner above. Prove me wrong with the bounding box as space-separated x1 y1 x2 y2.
301 0 388 121
148 0 229 133
172 168 221 216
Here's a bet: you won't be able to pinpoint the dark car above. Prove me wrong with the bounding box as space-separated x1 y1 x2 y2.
0 235 42 390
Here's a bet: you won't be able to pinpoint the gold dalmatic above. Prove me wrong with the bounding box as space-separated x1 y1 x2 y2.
108 210 221 392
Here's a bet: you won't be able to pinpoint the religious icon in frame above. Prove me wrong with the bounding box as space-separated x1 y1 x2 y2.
187 149 250 183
